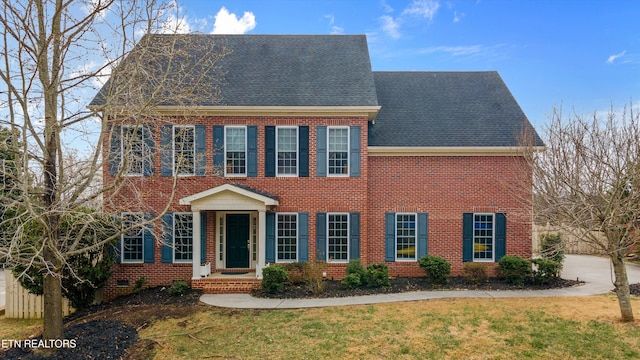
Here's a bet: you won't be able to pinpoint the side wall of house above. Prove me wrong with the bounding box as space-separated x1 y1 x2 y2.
366 155 533 277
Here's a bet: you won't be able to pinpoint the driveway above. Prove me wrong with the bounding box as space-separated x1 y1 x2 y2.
200 254 640 309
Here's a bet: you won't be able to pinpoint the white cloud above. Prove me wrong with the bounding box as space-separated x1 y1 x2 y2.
380 0 394 13
402 0 440 20
453 11 464 23
211 7 256 34
419 45 483 56
81 0 110 19
380 15 401 39
325 14 344 34
160 14 191 34
607 50 626 64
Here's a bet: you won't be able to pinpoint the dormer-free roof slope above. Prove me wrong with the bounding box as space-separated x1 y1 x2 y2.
369 71 544 147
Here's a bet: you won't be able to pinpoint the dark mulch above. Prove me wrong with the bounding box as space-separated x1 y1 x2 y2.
252 276 584 299
628 283 640 296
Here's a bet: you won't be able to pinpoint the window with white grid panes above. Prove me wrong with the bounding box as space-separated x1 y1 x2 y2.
173 213 193 262
396 213 417 260
276 127 298 176
276 214 297 262
121 213 144 263
473 213 494 261
327 213 349 262
328 127 349 175
121 126 145 176
225 126 246 175
173 126 195 176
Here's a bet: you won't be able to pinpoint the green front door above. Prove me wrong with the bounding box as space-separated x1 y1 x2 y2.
226 214 250 268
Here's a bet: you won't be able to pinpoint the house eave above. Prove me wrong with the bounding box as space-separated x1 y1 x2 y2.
88 105 381 120
367 146 546 156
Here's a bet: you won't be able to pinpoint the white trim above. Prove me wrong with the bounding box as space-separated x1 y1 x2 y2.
368 146 546 157
326 212 350 263
224 125 247 177
472 213 495 262
121 212 144 264
90 105 381 120
327 126 350 177
275 126 299 177
395 213 418 262
275 213 298 263
179 183 279 209
172 212 194 264
172 125 196 177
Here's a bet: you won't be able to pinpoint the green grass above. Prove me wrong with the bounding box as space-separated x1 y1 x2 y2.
140 295 640 359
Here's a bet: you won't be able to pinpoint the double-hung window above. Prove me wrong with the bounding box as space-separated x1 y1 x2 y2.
276 213 298 262
225 126 246 176
121 213 144 263
276 127 298 176
173 126 195 176
473 213 494 261
396 213 417 260
173 213 193 262
121 126 145 176
327 213 349 262
328 127 349 176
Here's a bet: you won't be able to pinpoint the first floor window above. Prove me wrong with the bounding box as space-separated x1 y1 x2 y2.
474 213 494 261
174 213 193 262
225 126 246 175
328 213 349 262
173 126 195 175
328 127 349 175
396 213 416 260
122 213 144 263
121 126 145 176
277 213 298 262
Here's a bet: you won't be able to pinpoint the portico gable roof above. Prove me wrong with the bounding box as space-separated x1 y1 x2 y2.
179 183 279 211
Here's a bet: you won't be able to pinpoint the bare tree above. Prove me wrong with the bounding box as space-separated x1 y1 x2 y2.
524 105 639 322
0 0 227 347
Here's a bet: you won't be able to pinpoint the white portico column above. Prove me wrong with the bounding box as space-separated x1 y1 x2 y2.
256 210 266 279
192 210 201 280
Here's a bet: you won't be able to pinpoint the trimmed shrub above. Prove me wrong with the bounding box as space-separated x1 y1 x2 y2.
341 273 362 289
167 280 190 296
540 233 565 269
531 258 561 284
346 259 367 279
365 263 390 287
418 255 451 285
304 261 326 295
462 262 488 285
283 262 307 285
497 255 532 286
262 265 288 294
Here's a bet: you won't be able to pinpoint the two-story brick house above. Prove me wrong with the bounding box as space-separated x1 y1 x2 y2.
91 34 543 299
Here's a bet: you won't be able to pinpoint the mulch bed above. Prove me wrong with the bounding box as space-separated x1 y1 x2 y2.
4 279 640 359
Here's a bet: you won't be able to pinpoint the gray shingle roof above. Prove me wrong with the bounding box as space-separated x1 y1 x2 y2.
90 34 378 107
369 71 544 147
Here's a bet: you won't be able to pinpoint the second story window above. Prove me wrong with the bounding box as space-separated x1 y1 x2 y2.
121 126 145 176
328 127 349 176
173 126 195 176
225 126 246 176
277 127 298 176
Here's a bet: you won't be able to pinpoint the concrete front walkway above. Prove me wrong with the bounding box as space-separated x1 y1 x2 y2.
199 255 640 309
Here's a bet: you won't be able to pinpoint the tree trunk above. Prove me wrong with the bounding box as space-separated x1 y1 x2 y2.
611 252 634 322
42 245 64 346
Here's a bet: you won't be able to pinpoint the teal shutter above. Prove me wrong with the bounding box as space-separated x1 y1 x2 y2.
316 126 327 177
143 213 155 264
195 125 206 176
495 213 506 261
161 125 173 176
247 126 258 177
113 238 121 263
462 213 474 262
161 213 173 263
349 212 360 260
200 212 207 263
298 213 309 262
213 126 224 172
417 213 428 258
265 126 276 177
385 213 396 261
299 126 309 177
109 126 121 176
349 126 360 177
316 213 327 261
143 125 154 176
266 213 276 263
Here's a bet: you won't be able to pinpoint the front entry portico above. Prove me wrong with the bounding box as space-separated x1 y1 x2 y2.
179 184 279 279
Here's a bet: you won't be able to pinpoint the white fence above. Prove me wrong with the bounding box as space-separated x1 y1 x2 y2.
533 225 607 255
4 271 74 319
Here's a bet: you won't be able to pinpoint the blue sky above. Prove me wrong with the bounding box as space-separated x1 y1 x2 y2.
172 1 638 128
